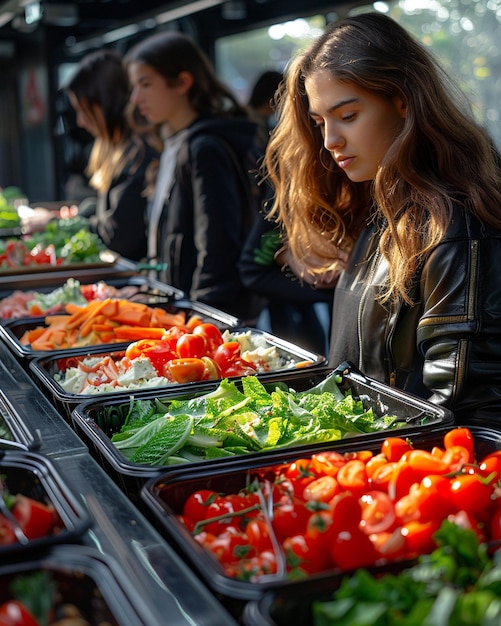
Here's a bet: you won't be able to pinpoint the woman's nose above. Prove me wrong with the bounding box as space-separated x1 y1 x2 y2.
323 123 344 151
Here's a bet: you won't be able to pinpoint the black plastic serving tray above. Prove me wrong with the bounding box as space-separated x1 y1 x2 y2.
68 362 451 504
0 544 149 626
0 296 239 360
0 449 91 557
0 389 42 451
0 256 138 291
30 327 326 419
140 423 501 600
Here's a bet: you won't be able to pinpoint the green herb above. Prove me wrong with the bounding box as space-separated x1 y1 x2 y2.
313 521 501 626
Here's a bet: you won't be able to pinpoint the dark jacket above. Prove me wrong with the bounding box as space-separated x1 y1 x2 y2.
90 136 159 262
239 208 334 305
154 116 265 321
329 203 501 421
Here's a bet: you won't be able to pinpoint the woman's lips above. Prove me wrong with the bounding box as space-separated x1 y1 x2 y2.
336 156 354 169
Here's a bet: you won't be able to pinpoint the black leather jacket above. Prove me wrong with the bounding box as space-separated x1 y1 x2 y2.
329 203 501 421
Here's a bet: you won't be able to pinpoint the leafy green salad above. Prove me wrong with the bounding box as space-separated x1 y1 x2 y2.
104 372 408 466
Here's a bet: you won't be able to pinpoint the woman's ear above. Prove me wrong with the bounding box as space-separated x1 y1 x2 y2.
394 96 407 118
177 71 194 94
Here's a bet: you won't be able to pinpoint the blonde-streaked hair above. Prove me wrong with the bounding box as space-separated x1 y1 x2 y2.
64 49 155 193
264 12 501 303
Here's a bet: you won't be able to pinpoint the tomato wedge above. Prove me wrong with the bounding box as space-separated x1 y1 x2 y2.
359 490 397 534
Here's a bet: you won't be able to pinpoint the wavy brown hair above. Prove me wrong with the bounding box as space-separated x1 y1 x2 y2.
264 12 501 303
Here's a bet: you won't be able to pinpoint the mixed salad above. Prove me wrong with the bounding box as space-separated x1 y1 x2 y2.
55 325 302 395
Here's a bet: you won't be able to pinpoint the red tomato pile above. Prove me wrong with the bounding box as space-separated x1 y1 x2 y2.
125 322 260 384
177 427 501 581
0 494 59 546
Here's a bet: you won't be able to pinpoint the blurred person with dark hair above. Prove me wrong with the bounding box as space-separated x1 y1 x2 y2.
25 49 160 262
126 31 265 321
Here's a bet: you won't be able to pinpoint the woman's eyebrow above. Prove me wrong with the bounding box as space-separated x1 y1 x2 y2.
309 97 359 116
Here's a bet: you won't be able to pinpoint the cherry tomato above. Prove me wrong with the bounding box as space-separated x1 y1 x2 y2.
212 341 241 366
272 495 311 539
125 339 176 374
285 459 319 498
344 450 373 463
176 333 207 359
165 358 206 383
302 475 339 503
284 533 331 574
11 496 56 540
381 437 413 463
365 453 389 480
413 474 452 523
400 519 440 556
203 495 244 534
387 461 422 501
208 527 252 564
0 601 40 626
405 449 449 476
441 445 471 472
370 461 398 492
370 528 408 561
223 359 257 377
306 510 335 549
478 451 501 481
394 489 422 524
329 491 363 531
449 473 494 517
245 519 273 552
310 451 345 477
183 489 218 522
336 459 369 497
359 490 397 535
329 525 379 570
193 323 224 352
444 427 475 464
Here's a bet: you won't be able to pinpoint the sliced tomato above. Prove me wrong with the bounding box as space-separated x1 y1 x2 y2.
359 490 397 535
125 339 176 374
311 451 346 477
336 459 368 497
165 358 206 383
443 427 475 464
381 437 412 463
303 475 339 503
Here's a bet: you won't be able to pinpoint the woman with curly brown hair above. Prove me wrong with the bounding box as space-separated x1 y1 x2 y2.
263 12 501 420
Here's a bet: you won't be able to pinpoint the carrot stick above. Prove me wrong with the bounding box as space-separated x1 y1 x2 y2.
113 326 167 340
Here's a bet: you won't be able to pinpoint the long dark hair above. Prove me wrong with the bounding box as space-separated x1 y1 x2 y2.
64 49 130 141
124 30 248 118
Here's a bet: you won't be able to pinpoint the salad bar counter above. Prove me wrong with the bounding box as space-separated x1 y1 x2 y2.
1 265 501 625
